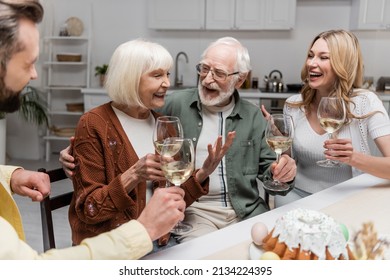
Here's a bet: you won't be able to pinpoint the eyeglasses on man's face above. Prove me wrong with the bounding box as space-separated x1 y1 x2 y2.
196 63 239 81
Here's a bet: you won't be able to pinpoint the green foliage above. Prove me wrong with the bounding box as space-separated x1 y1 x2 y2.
0 86 48 127
19 86 48 127
94 64 108 76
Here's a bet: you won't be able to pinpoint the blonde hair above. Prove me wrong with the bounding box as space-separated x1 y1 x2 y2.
105 38 173 108
289 29 378 122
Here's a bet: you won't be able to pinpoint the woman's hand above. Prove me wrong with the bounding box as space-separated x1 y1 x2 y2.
121 153 166 193
260 104 271 120
323 138 354 164
323 135 390 180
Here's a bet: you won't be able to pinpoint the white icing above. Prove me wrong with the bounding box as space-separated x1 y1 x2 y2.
272 208 349 260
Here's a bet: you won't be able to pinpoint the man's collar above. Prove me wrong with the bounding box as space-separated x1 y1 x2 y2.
230 90 242 119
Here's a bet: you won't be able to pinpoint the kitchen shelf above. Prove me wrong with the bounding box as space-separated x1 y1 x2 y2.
42 32 91 161
43 135 73 141
45 36 89 40
45 86 84 90
44 62 88 66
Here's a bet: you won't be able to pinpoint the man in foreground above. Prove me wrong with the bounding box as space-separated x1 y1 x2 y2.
0 0 185 259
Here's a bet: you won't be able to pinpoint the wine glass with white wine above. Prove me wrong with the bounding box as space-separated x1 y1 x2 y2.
153 116 184 187
153 116 183 154
263 114 294 195
316 96 346 167
161 138 194 233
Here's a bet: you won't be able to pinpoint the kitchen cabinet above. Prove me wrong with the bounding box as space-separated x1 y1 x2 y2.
206 0 274 30
262 0 296 30
148 0 206 29
205 0 237 30
350 0 390 30
148 0 296 30
42 36 91 161
207 0 295 30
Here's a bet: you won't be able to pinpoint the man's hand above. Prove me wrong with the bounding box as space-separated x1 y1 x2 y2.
59 136 75 178
137 187 185 241
271 154 296 183
195 131 236 183
10 169 51 202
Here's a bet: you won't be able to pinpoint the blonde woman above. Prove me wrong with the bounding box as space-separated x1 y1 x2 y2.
0 0 185 259
263 30 390 207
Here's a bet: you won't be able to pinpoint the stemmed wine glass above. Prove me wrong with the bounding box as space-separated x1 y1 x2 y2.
153 116 183 154
153 116 184 187
263 114 294 195
161 138 194 233
316 97 346 167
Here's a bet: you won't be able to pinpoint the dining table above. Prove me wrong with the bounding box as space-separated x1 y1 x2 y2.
143 173 390 260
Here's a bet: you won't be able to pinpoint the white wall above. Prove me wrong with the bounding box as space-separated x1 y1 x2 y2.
41 0 389 87
7 0 390 160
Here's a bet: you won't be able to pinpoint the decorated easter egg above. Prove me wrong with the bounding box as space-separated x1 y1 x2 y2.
260 251 280 260
251 222 268 246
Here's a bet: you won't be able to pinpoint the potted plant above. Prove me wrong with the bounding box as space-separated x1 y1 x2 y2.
94 64 108 87
0 85 48 163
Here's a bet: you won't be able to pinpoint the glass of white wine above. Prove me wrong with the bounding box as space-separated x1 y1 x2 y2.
316 97 346 167
263 114 294 195
153 116 184 187
161 138 194 234
153 116 183 154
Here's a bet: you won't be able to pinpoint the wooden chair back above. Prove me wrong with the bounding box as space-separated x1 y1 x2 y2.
38 167 73 251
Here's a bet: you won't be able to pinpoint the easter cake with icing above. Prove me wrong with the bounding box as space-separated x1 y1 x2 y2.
256 208 355 260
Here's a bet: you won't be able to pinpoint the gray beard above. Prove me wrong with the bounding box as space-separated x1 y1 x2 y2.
198 82 235 107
